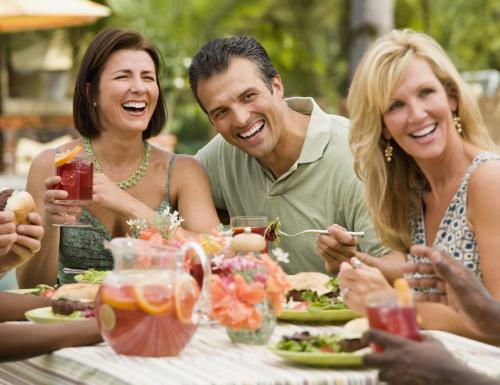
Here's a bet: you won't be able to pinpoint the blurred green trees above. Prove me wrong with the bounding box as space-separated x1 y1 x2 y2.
102 0 499 153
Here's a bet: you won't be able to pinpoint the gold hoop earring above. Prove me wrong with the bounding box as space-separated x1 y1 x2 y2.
453 112 463 135
384 140 393 163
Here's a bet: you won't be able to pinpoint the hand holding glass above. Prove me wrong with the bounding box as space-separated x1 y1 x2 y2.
365 281 421 352
53 147 93 227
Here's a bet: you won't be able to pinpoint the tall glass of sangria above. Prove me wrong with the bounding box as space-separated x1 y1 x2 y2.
54 145 93 227
365 279 421 352
97 238 211 357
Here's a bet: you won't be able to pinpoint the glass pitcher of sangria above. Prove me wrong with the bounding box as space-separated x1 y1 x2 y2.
96 238 211 357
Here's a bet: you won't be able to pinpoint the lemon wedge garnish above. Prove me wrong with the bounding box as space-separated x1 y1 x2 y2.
54 145 82 167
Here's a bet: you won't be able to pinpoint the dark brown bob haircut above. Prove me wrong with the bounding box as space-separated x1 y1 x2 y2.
73 27 167 139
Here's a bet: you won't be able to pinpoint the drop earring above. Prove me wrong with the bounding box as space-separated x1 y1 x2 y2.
384 140 393 163
453 112 463 135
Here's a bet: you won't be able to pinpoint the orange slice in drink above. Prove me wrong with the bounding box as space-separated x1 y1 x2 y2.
174 277 200 324
133 284 174 315
54 145 82 167
99 304 116 331
100 285 138 311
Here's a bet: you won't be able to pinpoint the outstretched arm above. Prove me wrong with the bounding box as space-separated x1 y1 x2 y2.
0 292 51 321
0 319 102 362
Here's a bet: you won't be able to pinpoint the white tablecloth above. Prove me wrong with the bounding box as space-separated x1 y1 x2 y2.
0 322 499 385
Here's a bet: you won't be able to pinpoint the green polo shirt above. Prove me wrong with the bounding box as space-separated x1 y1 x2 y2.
197 97 388 274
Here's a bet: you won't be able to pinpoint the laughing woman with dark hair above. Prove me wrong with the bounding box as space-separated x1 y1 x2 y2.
17 28 219 287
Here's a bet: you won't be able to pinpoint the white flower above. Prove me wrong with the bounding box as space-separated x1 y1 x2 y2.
272 248 290 264
211 254 225 269
128 206 185 240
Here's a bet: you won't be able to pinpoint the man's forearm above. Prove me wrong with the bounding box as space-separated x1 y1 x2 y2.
0 320 101 362
0 293 51 321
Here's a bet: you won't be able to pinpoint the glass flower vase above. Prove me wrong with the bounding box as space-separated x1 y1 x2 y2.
226 300 276 345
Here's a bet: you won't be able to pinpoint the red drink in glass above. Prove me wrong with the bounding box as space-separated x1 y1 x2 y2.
366 305 421 352
230 216 269 252
366 288 421 352
56 158 93 205
232 226 266 237
96 279 199 357
189 263 203 288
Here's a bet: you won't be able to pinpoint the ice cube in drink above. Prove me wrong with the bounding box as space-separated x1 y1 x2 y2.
56 158 93 205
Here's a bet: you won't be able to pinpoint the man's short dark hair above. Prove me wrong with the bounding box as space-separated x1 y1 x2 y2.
73 27 167 139
188 36 278 113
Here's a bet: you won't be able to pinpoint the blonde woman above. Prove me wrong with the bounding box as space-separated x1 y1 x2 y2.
338 29 500 338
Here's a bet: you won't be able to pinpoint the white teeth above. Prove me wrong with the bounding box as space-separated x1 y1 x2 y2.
412 124 436 138
122 102 146 108
240 121 264 138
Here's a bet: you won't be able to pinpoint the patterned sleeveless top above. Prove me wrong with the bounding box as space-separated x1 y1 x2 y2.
407 152 500 289
57 154 177 284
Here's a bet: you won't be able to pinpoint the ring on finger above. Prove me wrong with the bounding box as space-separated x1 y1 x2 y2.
352 259 362 269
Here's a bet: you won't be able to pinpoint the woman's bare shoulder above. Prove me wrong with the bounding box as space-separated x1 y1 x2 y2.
468 158 500 190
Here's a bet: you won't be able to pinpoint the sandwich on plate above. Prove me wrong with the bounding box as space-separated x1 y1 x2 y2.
51 283 99 318
285 272 347 312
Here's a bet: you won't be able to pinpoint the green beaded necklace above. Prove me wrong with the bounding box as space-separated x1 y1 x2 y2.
83 137 151 190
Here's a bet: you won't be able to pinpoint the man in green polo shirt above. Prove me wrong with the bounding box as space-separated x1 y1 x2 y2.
189 36 403 277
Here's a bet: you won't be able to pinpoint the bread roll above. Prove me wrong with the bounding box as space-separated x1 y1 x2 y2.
0 188 36 224
230 232 267 252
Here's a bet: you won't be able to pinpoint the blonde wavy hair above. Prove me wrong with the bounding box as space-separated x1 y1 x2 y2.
347 29 496 253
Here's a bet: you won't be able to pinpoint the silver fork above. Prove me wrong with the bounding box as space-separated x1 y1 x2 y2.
62 267 87 274
278 229 365 238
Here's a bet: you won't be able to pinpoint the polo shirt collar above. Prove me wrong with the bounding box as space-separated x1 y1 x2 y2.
286 97 331 165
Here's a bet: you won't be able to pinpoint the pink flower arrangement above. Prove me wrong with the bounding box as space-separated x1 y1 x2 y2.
210 252 289 331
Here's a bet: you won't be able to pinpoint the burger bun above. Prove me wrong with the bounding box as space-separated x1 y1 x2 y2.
52 283 99 302
287 272 332 296
0 188 36 224
341 317 369 339
230 232 267 252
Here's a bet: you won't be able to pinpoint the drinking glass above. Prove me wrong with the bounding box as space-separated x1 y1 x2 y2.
53 147 93 227
230 216 268 237
230 216 269 252
365 289 421 352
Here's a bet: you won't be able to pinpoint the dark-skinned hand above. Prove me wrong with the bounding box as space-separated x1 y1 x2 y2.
404 245 500 340
362 329 495 385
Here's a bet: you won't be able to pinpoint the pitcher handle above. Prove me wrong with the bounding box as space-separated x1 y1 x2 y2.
180 241 211 324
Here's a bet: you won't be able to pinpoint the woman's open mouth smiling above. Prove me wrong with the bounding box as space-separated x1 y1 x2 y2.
122 101 146 114
410 123 437 139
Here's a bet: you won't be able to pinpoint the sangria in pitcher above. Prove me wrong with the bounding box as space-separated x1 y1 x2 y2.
96 238 210 357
